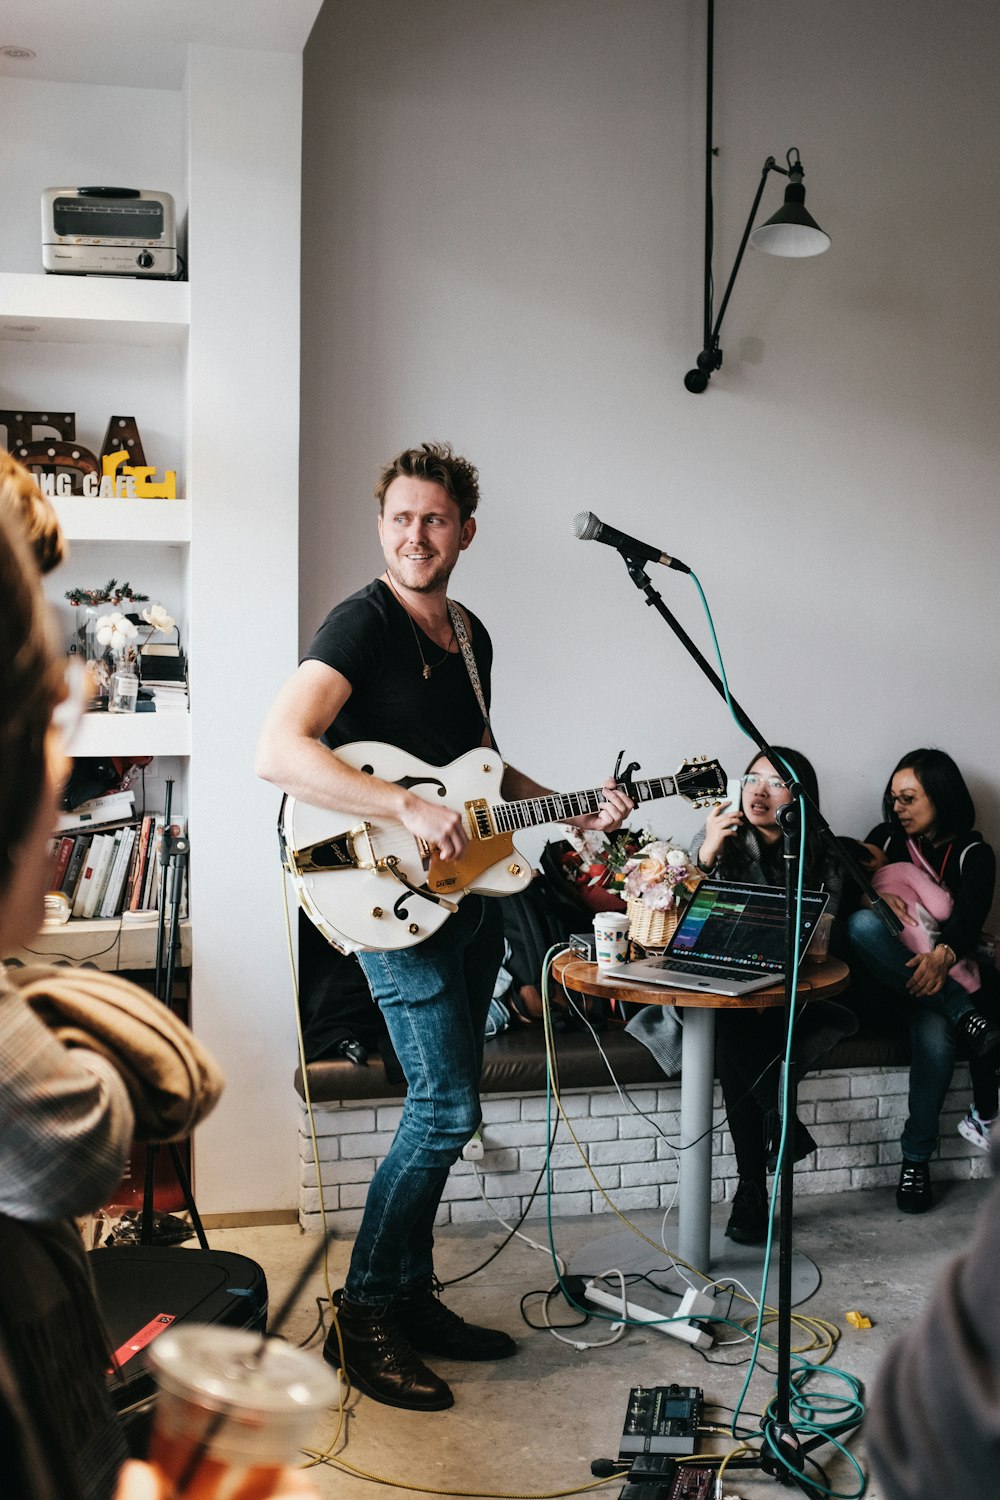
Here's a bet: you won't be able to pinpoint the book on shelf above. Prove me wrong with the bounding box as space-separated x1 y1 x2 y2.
99 826 137 919
127 814 156 911
75 834 115 919
58 790 136 833
51 835 76 891
139 642 186 684
62 835 91 903
148 685 189 713
138 816 164 911
91 830 124 918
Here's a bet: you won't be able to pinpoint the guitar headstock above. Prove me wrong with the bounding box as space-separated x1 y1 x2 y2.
674 756 727 808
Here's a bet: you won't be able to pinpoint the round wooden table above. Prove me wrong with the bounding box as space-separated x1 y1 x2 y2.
552 953 849 1274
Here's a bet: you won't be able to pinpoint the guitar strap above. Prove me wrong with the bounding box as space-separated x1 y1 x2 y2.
448 600 499 753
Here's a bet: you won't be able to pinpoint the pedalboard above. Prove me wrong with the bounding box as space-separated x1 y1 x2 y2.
618 1457 715 1500
618 1385 703 1458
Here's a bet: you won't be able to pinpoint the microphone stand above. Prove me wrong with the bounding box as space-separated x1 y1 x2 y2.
615 548 899 1495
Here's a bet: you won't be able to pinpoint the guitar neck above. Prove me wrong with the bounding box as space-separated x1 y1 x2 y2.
492 776 675 833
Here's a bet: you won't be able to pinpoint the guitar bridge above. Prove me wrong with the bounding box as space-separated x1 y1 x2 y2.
467 798 494 840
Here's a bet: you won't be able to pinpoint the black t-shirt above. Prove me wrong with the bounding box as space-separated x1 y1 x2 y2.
303 578 493 766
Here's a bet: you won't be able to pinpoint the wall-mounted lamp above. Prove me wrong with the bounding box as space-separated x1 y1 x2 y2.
684 3 830 393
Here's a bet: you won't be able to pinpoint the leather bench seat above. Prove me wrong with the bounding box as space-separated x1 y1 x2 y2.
294 1014 911 1104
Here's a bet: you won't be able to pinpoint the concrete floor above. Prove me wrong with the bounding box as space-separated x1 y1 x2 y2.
205 1175 987 1500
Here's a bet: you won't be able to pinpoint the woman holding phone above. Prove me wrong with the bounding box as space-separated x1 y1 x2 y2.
690 745 854 1245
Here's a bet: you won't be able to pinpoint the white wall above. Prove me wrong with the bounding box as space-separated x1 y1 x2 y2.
300 0 1000 907
185 46 303 1214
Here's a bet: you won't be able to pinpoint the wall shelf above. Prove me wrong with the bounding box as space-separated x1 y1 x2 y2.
6 917 192 973
70 713 191 759
0 271 189 346
55 496 190 543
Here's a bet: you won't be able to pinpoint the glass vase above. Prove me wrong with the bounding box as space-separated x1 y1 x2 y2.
108 659 140 714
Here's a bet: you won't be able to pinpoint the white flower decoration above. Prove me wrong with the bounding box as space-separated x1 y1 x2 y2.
141 604 175 634
95 612 139 652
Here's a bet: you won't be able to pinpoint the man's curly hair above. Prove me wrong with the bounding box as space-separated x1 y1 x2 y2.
374 442 480 524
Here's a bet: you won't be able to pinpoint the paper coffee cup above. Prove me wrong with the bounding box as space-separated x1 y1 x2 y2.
593 912 629 968
147 1325 337 1499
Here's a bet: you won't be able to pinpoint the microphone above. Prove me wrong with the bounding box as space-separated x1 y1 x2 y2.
571 511 690 573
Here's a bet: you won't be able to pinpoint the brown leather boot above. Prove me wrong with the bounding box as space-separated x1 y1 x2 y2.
393 1277 516 1362
324 1292 453 1411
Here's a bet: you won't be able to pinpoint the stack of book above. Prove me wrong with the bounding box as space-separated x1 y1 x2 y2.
51 791 186 922
140 642 189 715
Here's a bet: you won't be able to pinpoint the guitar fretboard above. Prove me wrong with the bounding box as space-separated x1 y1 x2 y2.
491 776 677 833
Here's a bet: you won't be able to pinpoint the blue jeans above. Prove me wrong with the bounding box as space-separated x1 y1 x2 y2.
847 908 963 1161
345 895 505 1304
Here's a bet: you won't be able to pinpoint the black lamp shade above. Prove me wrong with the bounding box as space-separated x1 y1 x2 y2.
749 179 830 258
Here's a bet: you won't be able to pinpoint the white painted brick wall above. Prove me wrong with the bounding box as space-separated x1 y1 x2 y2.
297 1065 991 1232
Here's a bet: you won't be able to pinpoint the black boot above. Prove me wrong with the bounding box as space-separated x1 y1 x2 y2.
725 1177 768 1245
393 1277 516 1362
325 1292 454 1411
764 1109 817 1174
956 1010 1000 1062
896 1160 932 1214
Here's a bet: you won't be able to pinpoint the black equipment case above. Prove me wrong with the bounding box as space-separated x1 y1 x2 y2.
89 1245 268 1419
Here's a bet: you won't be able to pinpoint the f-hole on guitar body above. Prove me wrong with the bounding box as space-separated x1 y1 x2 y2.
280 741 725 953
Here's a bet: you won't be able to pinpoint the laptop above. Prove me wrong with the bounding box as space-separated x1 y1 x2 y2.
604 879 830 996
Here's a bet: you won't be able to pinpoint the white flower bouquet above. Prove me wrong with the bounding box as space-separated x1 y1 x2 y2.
95 604 175 669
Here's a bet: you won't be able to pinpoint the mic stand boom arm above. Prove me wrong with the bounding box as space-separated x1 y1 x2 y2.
618 549 897 1496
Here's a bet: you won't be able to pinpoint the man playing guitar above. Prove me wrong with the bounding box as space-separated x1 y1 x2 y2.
255 442 632 1414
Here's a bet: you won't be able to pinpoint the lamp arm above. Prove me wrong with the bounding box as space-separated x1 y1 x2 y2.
706 156 777 353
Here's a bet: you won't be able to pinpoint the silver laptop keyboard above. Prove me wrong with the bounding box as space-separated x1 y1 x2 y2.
666 958 772 979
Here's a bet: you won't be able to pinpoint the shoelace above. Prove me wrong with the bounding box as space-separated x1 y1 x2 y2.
899 1165 927 1191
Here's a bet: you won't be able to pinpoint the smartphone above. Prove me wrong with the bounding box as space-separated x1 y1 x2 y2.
726 776 743 814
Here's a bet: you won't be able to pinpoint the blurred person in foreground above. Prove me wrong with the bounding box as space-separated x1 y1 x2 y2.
867 1130 1000 1499
0 453 319 1500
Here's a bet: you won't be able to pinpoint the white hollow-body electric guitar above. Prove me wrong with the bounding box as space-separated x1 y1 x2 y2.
279 742 726 953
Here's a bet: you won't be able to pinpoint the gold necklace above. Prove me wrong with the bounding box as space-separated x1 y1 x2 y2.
385 577 456 680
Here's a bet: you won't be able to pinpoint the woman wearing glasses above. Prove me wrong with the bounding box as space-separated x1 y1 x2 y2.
848 749 999 1215
690 747 854 1245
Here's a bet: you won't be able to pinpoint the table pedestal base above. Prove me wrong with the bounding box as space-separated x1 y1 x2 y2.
569 1226 820 1342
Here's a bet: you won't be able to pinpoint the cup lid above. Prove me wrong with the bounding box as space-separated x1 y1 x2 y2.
147 1326 338 1415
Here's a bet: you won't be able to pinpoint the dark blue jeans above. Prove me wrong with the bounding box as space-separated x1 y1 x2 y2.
848 908 965 1161
346 895 505 1304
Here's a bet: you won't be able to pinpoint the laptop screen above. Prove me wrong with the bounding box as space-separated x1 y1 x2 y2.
666 880 828 972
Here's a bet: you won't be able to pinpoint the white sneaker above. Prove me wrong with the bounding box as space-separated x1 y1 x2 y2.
957 1106 994 1152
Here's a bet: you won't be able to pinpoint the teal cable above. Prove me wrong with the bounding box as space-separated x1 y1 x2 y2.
685 572 867 1486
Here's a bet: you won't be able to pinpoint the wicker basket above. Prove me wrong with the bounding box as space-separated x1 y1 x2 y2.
626 897 683 952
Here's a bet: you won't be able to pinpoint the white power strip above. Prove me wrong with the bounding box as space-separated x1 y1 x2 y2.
583 1281 715 1350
